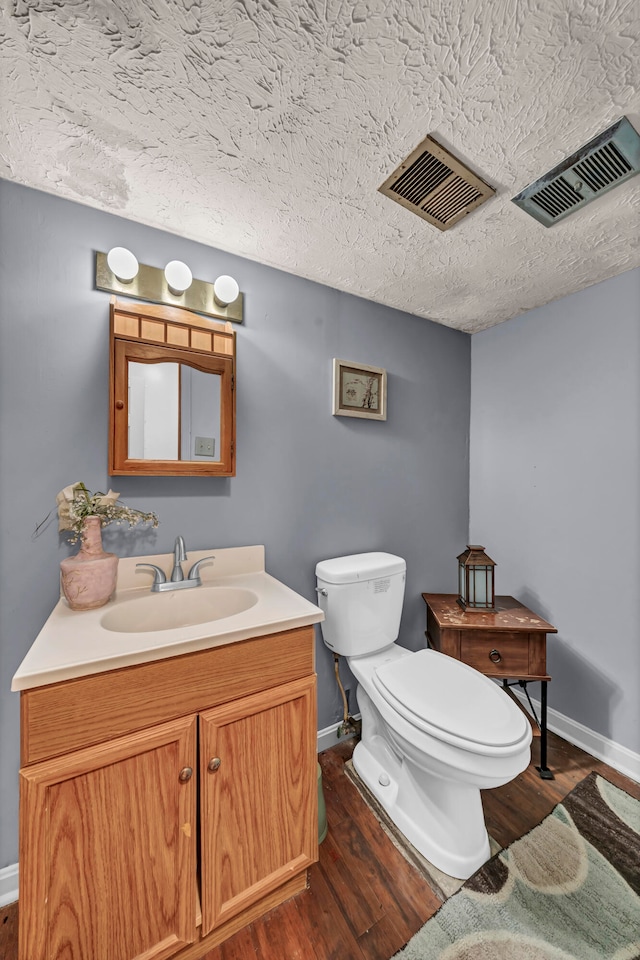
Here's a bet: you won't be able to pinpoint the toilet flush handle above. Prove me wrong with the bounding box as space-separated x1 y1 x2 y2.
316 587 328 597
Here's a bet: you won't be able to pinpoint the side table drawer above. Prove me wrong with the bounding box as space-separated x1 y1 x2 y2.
460 633 529 677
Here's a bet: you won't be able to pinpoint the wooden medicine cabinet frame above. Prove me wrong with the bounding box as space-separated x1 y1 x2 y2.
109 297 236 476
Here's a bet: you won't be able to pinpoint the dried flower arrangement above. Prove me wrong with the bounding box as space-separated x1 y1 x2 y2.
56 481 159 544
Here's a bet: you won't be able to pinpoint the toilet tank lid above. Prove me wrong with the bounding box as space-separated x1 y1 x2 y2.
316 552 405 584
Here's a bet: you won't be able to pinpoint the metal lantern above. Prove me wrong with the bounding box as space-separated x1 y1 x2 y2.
457 545 496 612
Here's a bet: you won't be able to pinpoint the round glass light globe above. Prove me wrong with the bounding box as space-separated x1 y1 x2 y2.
213 275 239 306
164 260 193 294
106 247 138 283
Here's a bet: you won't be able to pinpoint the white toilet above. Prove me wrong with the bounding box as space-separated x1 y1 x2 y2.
315 552 532 879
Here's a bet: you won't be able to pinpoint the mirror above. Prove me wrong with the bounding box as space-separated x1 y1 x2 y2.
128 362 222 462
109 299 235 476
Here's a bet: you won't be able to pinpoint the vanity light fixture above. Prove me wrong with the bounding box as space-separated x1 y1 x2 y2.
213 275 240 307
106 247 139 283
457 545 496 612
164 260 193 296
96 251 243 323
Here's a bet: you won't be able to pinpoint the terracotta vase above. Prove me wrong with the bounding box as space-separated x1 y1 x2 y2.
60 516 118 611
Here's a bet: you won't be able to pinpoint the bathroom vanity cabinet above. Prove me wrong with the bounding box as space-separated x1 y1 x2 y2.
18 626 317 960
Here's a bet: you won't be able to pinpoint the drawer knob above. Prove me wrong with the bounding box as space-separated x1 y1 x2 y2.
489 648 502 663
208 757 221 772
178 766 193 783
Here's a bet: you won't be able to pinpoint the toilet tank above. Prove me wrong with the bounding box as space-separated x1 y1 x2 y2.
315 553 406 657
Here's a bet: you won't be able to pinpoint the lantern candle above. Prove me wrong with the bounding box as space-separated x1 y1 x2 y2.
457 545 496 612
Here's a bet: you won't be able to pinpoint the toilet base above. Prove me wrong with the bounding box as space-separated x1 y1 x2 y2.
352 736 491 880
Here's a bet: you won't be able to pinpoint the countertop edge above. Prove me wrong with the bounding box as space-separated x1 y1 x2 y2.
12 610 324 692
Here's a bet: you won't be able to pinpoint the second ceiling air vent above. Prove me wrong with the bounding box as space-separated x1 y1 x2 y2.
512 116 640 226
378 135 495 231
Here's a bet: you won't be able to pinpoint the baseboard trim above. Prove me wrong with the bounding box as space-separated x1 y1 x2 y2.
317 718 360 754
0 862 18 908
511 690 640 784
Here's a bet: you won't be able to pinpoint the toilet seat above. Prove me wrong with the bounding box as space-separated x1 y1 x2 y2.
372 648 529 751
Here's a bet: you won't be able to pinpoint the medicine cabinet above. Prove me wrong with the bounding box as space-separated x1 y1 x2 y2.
109 298 236 476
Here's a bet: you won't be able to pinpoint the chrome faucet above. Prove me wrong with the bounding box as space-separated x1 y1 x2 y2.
171 535 187 582
136 536 215 592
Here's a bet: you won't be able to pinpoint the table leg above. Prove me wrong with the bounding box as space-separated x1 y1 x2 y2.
536 680 554 780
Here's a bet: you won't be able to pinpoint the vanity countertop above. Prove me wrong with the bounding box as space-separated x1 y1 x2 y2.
12 545 324 691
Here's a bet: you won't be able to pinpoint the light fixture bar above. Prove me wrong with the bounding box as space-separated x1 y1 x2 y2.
95 252 243 324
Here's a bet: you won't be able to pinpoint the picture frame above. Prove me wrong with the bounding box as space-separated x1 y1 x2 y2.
332 358 387 421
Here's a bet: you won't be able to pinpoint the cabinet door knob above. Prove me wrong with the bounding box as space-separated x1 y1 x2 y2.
489 648 502 663
116 400 125 410
178 766 193 783
208 757 221 772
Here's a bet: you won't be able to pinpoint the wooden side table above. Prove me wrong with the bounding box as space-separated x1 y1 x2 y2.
422 594 557 779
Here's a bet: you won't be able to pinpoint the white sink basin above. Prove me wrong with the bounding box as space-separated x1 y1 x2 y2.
100 586 259 633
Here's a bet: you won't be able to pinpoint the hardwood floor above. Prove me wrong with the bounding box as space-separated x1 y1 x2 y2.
2 732 639 960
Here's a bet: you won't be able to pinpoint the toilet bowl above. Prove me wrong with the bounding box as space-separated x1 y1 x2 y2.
316 552 532 879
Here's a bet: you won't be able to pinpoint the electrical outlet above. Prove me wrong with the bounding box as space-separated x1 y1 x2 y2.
195 436 215 457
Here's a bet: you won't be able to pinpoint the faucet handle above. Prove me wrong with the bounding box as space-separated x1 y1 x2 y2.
187 556 216 584
136 563 167 591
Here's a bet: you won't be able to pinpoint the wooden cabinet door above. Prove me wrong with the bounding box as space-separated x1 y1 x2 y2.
200 676 317 935
19 715 197 960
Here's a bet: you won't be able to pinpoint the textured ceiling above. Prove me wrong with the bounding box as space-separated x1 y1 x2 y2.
1 0 639 332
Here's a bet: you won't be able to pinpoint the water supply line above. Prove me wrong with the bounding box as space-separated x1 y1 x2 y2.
333 654 361 739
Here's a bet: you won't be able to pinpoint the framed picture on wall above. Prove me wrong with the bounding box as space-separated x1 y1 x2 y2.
332 359 387 421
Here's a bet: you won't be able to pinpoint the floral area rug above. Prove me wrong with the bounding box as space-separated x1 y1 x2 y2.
392 772 640 960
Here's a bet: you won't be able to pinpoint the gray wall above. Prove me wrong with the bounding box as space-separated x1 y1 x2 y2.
470 268 640 755
0 179 471 868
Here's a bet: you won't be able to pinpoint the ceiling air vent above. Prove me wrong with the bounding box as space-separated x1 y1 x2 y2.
378 135 495 231
512 116 640 227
